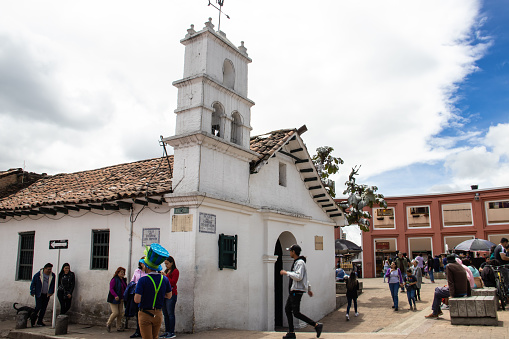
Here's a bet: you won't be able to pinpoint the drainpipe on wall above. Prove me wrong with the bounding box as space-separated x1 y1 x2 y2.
127 206 134 280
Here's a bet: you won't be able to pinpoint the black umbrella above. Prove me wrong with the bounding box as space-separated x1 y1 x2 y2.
335 239 362 254
454 238 496 252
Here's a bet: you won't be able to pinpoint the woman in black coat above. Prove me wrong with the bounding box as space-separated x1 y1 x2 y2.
57 263 75 315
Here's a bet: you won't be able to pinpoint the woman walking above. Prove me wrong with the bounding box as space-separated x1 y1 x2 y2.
383 258 390 282
411 260 422 301
57 263 75 315
107 267 127 332
160 256 179 339
345 272 359 321
385 262 403 311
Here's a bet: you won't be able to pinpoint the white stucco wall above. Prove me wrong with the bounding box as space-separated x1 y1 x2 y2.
249 153 332 223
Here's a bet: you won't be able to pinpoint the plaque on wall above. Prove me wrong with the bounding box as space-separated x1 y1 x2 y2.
172 215 193 232
199 212 216 234
142 228 160 246
174 207 189 214
315 236 324 250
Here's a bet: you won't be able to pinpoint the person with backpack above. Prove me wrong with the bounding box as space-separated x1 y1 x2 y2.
280 244 323 339
345 272 360 321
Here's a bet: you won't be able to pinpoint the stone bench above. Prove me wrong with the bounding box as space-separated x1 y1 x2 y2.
449 296 498 326
336 281 363 294
472 287 497 297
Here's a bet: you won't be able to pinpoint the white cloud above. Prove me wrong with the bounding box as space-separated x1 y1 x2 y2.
430 123 509 191
0 0 504 198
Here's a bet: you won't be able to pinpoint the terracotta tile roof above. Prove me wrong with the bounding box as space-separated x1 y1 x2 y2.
1 129 298 212
0 157 173 211
250 129 296 171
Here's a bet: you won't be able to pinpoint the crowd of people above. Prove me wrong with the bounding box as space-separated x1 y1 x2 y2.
378 237 509 316
29 243 179 339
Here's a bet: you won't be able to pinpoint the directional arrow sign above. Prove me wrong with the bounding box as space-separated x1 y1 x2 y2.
49 239 68 249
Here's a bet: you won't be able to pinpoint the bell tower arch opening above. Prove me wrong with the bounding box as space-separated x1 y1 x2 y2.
223 59 235 89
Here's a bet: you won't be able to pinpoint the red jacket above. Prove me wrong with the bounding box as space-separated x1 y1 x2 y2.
165 268 179 296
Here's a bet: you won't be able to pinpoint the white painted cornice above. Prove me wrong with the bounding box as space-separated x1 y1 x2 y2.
173 73 255 107
163 131 260 161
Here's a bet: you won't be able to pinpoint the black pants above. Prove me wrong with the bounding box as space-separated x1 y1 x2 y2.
57 291 72 314
285 292 316 333
33 293 50 325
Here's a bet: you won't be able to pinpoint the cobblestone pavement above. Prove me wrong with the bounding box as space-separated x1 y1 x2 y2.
3 277 509 338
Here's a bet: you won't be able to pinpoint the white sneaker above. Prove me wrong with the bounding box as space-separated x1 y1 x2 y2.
346 314 349 321
355 312 359 317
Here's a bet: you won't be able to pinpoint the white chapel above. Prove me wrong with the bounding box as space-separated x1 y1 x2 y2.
0 18 344 332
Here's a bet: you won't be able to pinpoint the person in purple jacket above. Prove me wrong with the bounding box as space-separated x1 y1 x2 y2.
385 262 404 311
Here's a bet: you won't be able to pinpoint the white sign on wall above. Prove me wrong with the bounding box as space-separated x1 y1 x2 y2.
199 213 216 234
142 228 160 246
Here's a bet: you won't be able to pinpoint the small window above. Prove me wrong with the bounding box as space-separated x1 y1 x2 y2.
211 103 224 138
91 230 110 270
218 234 237 270
223 59 235 89
279 162 287 187
17 232 35 280
407 206 431 228
230 112 242 145
486 200 509 225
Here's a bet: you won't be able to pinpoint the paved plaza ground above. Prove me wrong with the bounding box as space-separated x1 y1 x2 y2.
2 277 509 338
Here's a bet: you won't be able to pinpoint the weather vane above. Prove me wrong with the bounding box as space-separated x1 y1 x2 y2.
208 0 230 31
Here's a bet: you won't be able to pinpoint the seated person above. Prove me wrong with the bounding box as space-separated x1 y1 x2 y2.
425 255 471 318
480 259 499 288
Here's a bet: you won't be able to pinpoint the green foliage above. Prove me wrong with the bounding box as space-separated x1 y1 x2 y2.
337 166 387 232
311 146 343 198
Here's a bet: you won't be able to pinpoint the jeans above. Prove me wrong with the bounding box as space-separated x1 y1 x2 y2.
388 283 399 309
285 292 316 333
346 297 357 315
429 268 434 282
431 286 450 314
34 293 50 325
57 291 72 315
162 294 177 334
406 289 416 307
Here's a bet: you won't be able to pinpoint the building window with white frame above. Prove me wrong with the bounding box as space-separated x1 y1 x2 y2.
407 205 431 228
373 207 395 229
442 203 473 227
486 200 509 225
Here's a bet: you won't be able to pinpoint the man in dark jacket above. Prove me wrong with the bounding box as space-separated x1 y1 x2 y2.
425 255 471 318
30 263 56 326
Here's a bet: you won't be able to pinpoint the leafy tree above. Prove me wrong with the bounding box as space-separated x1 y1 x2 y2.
337 166 387 231
311 146 343 198
312 146 386 231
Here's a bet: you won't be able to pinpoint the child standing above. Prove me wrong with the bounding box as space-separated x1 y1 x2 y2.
404 268 417 311
345 272 360 320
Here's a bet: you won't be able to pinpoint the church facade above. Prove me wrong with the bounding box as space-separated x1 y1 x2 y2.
0 19 344 332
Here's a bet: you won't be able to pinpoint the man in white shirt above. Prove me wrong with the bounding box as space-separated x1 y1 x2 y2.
280 244 323 339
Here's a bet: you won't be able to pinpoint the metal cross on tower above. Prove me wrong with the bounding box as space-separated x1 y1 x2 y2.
208 0 230 31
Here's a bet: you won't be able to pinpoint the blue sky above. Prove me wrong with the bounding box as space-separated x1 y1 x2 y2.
366 0 509 196
0 0 508 197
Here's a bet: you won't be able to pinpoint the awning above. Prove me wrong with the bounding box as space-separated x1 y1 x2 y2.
335 239 362 254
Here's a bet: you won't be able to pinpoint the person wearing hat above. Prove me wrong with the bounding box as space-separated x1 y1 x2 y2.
134 244 172 339
280 244 323 339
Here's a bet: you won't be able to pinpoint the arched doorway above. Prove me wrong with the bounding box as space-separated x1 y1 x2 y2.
274 231 297 329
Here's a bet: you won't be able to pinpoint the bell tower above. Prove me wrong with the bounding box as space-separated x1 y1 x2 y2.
164 18 258 202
